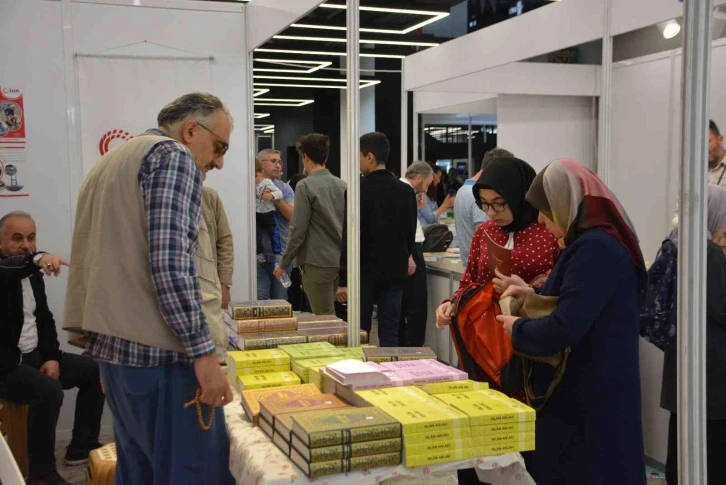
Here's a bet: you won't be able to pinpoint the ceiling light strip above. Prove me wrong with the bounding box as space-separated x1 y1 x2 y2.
253 75 378 83
291 14 449 35
254 48 405 59
254 113 271 119
319 4 449 17
273 35 439 47
254 80 380 89
253 88 270 97
254 98 315 107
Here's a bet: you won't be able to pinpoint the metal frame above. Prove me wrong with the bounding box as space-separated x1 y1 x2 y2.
597 0 612 184
346 0 361 347
677 1 713 483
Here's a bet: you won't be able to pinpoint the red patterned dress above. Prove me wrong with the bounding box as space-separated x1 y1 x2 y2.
452 219 559 301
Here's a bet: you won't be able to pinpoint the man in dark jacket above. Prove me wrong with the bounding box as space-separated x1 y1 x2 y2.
0 211 105 485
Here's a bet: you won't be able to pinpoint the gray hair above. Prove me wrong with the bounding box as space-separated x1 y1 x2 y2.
257 148 281 160
405 161 434 180
157 92 233 133
0 211 34 233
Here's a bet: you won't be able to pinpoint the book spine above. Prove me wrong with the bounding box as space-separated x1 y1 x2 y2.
241 335 307 350
305 453 401 478
471 431 535 447
304 423 402 448
402 427 472 445
305 438 402 462
471 421 536 436
403 418 467 435
233 305 293 320
404 448 473 468
472 440 535 457
404 438 472 457
238 357 290 367
236 317 297 333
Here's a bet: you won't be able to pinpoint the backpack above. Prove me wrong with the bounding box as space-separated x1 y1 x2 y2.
422 224 453 253
449 282 525 398
639 238 678 351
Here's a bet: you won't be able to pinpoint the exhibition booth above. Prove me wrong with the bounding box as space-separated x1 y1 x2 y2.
0 0 722 483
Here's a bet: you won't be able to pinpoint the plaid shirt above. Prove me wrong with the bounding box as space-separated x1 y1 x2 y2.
85 129 215 366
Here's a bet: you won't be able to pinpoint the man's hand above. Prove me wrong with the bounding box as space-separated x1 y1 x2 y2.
261 189 274 202
194 354 232 407
408 256 417 276
500 284 535 303
336 287 348 303
442 194 456 210
272 265 284 281
38 254 69 276
40 360 60 380
221 285 231 310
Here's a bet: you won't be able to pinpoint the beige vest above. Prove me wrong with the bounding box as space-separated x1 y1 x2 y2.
64 134 191 353
197 201 226 361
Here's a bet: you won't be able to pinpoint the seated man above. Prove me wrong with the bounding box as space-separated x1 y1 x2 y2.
0 211 105 485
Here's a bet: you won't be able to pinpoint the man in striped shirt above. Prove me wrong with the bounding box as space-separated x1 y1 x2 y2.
65 93 234 484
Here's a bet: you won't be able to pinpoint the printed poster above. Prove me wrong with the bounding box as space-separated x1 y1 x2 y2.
0 86 28 197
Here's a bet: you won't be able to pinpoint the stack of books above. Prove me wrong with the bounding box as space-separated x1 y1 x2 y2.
259 393 350 455
295 313 369 346
236 371 301 392
286 407 403 478
280 342 360 383
225 349 291 388
434 389 536 457
320 359 469 402
417 379 489 395
353 386 473 467
227 300 306 350
240 383 320 425
363 347 437 363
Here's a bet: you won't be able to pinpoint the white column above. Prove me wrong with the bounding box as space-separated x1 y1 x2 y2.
467 116 474 177
346 0 361 347
677 0 712 483
401 82 408 174
597 0 612 184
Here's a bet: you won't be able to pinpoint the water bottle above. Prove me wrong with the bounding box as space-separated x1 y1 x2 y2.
274 262 292 288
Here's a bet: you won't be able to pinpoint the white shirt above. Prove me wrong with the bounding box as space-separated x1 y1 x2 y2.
18 278 38 353
709 156 726 187
400 177 426 243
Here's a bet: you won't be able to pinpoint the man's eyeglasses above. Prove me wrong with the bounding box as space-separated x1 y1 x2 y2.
261 158 282 165
197 122 229 157
479 201 508 213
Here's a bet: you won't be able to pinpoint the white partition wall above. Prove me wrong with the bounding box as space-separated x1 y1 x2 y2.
0 0 250 440
496 94 597 172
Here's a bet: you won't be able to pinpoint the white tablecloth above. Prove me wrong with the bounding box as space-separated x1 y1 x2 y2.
224 393 534 485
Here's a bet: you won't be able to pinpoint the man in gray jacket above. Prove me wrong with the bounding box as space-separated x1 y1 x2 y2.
274 133 346 315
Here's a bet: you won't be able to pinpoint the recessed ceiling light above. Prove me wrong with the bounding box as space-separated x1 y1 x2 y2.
254 58 332 74
254 113 271 119
657 19 681 39
253 88 270 97
273 35 439 47
254 80 381 90
254 98 315 107
254 48 405 59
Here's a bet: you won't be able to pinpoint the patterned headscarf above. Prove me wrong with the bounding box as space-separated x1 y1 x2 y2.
526 158 645 273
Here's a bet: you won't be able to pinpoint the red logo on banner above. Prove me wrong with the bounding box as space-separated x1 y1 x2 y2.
99 129 133 155
0 87 25 140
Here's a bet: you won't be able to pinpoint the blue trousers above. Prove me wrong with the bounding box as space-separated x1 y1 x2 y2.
98 362 234 485
256 257 289 301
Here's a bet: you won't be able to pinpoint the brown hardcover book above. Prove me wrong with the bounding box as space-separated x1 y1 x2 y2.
296 314 346 329
484 231 512 276
363 347 437 363
238 331 307 350
300 328 369 346
290 449 401 478
235 317 298 333
259 393 349 427
240 383 320 425
291 407 401 449
291 435 402 463
228 300 293 320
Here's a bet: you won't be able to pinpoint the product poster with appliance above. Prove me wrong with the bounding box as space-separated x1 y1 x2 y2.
0 86 28 197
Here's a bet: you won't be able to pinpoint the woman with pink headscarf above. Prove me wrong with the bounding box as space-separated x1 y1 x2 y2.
499 159 647 485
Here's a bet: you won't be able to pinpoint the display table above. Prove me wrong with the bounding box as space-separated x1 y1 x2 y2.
424 254 465 368
224 392 534 485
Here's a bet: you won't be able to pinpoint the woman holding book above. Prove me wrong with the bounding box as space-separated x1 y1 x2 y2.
435 157 559 326
498 159 647 485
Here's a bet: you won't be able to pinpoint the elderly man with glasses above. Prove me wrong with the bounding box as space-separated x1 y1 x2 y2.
256 148 295 301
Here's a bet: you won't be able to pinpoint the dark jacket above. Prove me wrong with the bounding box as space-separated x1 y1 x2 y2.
0 253 62 373
512 229 646 485
661 241 726 419
360 170 417 282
